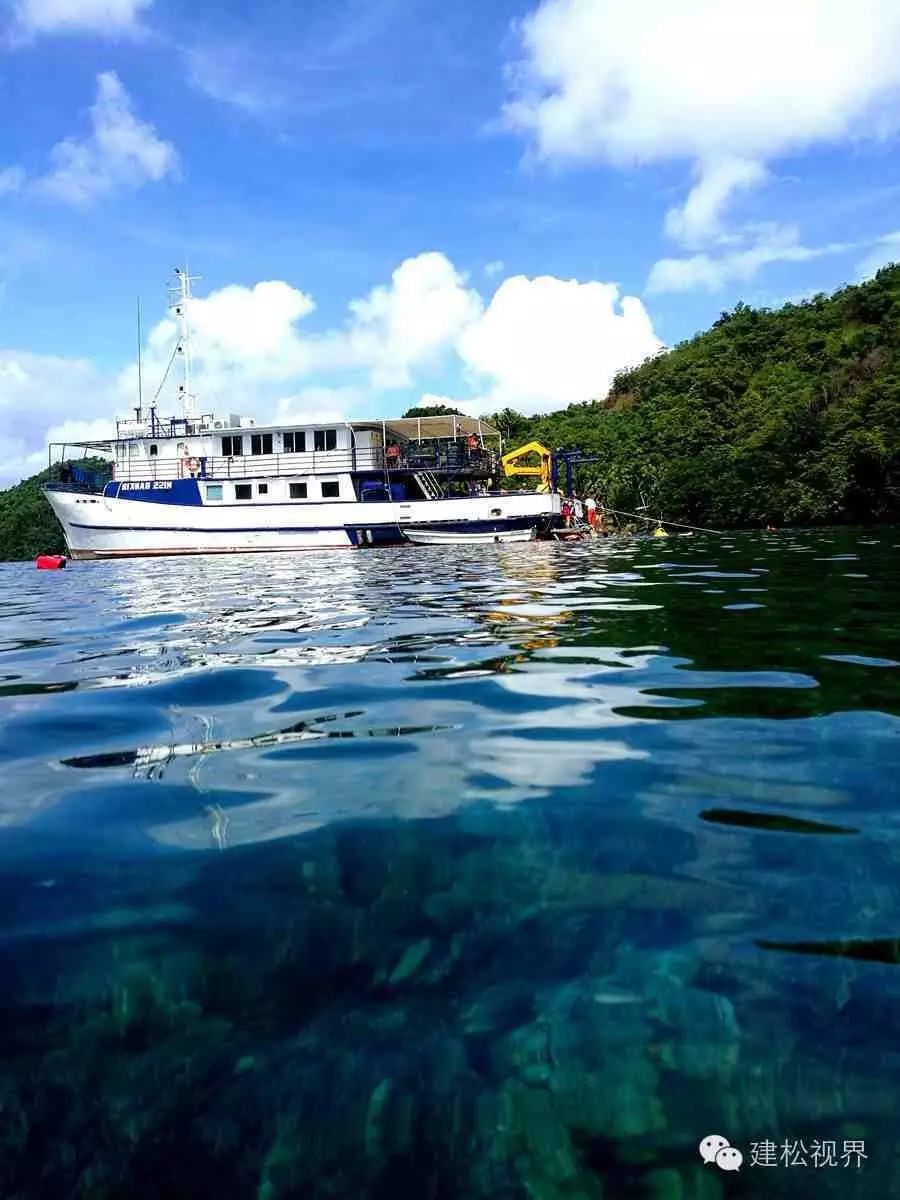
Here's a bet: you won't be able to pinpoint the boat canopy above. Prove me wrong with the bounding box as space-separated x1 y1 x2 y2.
351 416 499 441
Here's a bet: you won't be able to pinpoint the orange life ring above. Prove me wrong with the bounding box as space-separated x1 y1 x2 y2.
182 456 199 476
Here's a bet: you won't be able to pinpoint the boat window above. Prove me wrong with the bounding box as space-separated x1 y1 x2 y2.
314 429 337 452
149 444 158 457
258 483 268 495
235 484 252 500
206 485 223 501
321 481 340 498
284 431 306 453
250 433 273 455
222 435 243 456
289 482 307 499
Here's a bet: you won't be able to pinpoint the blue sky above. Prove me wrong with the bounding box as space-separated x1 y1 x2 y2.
2 0 900 481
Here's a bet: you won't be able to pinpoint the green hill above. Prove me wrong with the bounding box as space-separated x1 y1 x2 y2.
489 264 900 527
0 468 67 561
2 265 899 559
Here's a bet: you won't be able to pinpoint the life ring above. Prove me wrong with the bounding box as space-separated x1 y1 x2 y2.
182 456 199 477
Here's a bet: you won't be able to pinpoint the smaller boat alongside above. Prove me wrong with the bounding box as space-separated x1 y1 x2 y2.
402 526 536 546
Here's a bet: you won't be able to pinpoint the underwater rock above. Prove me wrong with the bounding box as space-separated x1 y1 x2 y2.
364 1078 394 1155
460 982 536 1035
496 1079 604 1200
388 936 433 985
651 989 741 1079
495 980 667 1142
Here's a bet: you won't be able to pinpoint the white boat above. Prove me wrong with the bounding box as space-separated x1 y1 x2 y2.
402 526 536 545
43 270 559 560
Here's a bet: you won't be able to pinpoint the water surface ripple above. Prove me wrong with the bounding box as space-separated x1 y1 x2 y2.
1 528 899 1198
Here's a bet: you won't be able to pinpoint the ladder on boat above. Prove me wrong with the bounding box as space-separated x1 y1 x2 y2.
414 471 444 500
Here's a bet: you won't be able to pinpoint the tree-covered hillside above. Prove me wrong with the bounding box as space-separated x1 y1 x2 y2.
489 264 900 527
0 468 67 561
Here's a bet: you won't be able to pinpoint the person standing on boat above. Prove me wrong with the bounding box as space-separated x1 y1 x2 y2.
570 493 584 523
585 496 597 527
561 497 573 528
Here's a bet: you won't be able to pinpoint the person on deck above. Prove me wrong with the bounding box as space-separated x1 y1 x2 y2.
386 442 401 468
585 496 597 527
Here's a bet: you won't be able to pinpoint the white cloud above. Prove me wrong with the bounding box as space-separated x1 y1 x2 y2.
506 0 900 239
647 226 852 294
185 46 288 116
273 386 365 425
149 280 316 369
0 351 117 482
458 273 661 411
484 260 506 278
664 157 768 246
35 72 177 206
335 252 483 388
135 255 482 406
857 231 900 280
13 0 150 38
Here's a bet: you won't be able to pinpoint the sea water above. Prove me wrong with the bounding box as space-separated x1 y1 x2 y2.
1 529 899 1198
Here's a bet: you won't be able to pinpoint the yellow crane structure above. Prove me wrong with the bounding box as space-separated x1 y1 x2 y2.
500 441 553 492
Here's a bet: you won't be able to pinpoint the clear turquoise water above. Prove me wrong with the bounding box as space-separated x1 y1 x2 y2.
1 529 899 1198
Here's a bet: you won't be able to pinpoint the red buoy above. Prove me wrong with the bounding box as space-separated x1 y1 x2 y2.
35 555 67 570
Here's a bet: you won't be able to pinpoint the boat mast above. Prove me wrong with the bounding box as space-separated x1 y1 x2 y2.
136 296 143 421
171 266 200 419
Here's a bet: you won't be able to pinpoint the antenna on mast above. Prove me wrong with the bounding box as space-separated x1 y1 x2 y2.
170 265 201 419
136 296 143 421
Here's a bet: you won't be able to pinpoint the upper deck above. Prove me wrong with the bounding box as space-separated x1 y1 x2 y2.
48 412 501 488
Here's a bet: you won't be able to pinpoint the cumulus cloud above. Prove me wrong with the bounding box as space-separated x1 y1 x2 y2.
334 252 483 388
506 0 900 244
646 226 853 294
146 279 316 384
13 0 150 38
458 274 661 410
135 255 482 407
35 72 177 206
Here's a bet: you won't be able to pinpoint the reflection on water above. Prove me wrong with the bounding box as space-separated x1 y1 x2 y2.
1 529 899 1197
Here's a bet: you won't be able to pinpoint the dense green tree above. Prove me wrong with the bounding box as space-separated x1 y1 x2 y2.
402 404 465 418
0 469 67 560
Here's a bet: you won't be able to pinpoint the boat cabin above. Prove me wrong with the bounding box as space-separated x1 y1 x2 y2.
48 411 502 505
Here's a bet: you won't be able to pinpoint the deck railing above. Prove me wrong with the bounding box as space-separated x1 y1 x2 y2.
50 441 500 487
112 448 384 484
